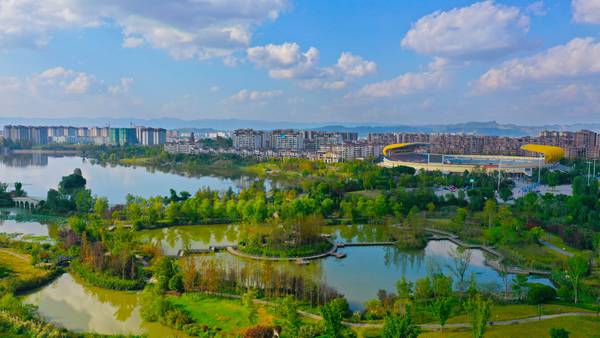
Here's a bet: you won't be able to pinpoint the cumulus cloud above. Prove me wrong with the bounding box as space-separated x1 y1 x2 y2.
32 67 97 94
227 89 282 102
401 1 530 60
475 37 600 91
572 0 600 24
0 0 289 61
247 42 376 89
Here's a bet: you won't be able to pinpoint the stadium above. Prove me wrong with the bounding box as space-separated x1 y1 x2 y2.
380 143 565 175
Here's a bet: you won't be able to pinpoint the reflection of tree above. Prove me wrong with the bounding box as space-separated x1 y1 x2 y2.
382 246 426 277
225 224 239 243
74 274 137 321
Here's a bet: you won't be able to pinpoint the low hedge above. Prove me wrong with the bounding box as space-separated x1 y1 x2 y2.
70 261 144 290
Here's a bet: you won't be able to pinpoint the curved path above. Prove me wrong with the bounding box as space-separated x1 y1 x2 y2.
226 242 338 261
346 312 597 329
539 240 574 257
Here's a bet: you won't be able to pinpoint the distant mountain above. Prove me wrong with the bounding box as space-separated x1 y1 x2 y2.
1 117 599 137
314 121 600 137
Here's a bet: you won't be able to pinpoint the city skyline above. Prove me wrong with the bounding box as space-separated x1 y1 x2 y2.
0 1 600 124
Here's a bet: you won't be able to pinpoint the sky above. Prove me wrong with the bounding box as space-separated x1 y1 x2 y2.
0 0 599 125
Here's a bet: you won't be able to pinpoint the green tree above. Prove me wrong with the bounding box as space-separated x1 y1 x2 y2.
467 294 492 338
321 300 345 338
93 197 109 217
278 296 301 337
429 297 454 333
381 308 420 338
565 255 589 304
242 289 258 324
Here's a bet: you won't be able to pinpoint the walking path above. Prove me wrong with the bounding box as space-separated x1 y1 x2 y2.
540 240 574 257
0 248 29 262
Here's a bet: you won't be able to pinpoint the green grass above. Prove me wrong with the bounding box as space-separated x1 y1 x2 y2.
0 248 44 281
419 316 600 338
444 304 591 324
168 293 274 335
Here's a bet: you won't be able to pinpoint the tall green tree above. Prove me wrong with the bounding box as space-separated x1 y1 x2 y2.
467 294 492 338
381 308 420 338
565 255 589 304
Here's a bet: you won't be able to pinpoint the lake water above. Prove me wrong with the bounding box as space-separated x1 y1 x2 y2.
23 273 185 337
0 154 258 204
140 224 552 309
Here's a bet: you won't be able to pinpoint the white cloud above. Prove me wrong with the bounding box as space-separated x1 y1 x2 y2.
0 0 289 61
401 1 530 59
335 52 377 78
572 0 600 24
247 42 376 89
32 67 97 94
475 37 600 91
108 77 134 94
210 85 221 93
352 71 446 98
122 36 144 48
527 1 547 16
227 89 282 102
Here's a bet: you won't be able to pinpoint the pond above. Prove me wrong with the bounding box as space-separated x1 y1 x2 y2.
0 208 62 242
140 224 552 310
23 273 185 337
1 154 262 204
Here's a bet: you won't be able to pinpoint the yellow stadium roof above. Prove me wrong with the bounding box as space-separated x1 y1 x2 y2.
382 142 430 156
520 144 565 163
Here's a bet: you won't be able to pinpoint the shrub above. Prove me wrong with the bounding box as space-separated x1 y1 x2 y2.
244 325 275 338
70 261 144 290
550 327 570 338
169 274 184 292
526 283 556 304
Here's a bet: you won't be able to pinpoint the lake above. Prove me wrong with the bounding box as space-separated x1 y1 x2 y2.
1 153 260 204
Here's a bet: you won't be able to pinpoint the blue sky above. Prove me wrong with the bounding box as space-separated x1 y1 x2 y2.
0 0 599 125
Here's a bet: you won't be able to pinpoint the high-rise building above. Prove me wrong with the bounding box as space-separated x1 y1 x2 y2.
109 128 138 146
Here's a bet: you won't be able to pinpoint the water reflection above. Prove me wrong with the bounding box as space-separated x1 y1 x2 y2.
24 274 184 337
0 154 262 203
140 224 552 310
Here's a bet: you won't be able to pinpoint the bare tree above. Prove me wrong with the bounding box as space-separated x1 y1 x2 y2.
447 246 472 292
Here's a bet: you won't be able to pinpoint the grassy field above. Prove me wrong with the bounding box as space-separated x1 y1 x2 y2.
168 293 275 335
0 248 47 281
419 316 600 338
444 304 591 324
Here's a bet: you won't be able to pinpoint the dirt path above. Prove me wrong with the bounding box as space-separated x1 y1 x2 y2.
0 248 30 262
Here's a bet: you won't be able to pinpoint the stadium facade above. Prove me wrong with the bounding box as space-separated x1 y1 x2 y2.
380 143 565 175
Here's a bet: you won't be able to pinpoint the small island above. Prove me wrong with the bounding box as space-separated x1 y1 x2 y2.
237 215 335 259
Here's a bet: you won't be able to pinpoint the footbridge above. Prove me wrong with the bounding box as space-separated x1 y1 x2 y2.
13 196 44 209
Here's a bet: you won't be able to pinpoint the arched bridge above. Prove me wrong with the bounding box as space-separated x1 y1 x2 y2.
13 197 44 209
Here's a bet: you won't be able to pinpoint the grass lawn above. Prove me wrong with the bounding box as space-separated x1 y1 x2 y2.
168 293 275 334
347 190 384 198
499 242 567 270
419 316 600 337
0 248 47 281
119 157 154 165
444 304 591 324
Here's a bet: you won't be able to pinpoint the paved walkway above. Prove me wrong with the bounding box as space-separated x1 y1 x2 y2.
540 240 574 257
